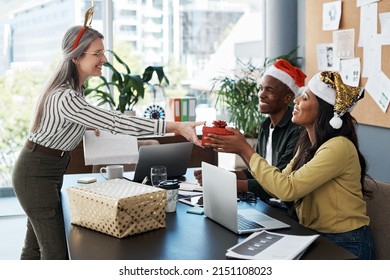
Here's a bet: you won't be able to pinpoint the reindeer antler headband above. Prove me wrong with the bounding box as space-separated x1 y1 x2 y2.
71 0 95 51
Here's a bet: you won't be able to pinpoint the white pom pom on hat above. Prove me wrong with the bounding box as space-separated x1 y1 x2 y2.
329 113 343 129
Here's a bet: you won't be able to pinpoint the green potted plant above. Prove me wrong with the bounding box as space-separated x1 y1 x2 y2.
211 48 302 139
85 50 169 114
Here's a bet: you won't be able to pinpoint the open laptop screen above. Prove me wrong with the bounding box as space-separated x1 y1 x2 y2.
132 142 193 182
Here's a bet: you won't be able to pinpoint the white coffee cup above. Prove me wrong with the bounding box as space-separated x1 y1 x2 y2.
158 180 180 213
164 188 179 212
100 165 124 180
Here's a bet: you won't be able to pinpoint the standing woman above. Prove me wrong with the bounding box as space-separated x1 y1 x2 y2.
204 71 375 260
12 6 203 260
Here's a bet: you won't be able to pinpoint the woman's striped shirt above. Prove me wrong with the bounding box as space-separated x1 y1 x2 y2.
29 87 166 151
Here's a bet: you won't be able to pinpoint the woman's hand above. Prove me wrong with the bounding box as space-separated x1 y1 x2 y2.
166 121 205 147
203 127 255 164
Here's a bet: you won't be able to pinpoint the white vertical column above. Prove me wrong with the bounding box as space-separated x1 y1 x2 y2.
102 0 113 76
172 0 180 62
101 0 114 105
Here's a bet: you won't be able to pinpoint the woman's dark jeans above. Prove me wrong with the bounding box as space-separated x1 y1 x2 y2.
12 144 70 260
320 226 376 260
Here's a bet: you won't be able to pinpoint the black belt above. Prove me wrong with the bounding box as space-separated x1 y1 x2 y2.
26 140 69 157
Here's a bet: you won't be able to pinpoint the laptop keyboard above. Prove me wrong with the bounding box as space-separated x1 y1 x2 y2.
237 214 264 230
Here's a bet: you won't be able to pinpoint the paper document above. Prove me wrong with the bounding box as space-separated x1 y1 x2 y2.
83 130 139 165
316 43 338 71
179 181 203 192
179 195 203 207
365 71 390 113
322 1 341 31
333 29 355 59
226 230 319 260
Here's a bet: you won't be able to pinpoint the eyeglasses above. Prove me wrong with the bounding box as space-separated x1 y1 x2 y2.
83 50 107 59
237 191 257 203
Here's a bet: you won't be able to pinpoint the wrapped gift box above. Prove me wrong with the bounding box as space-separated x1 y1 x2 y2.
67 179 166 238
202 120 234 146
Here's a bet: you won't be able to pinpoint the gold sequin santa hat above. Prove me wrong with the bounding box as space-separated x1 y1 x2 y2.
308 71 365 129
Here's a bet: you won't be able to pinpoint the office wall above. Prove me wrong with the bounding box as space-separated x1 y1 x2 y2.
358 124 390 183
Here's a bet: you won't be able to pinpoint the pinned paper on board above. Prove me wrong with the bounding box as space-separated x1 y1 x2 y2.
316 43 339 71
357 0 380 8
379 12 390 45
333 29 355 59
365 71 390 113
340 58 361 87
323 1 342 31
362 34 382 78
358 2 378 47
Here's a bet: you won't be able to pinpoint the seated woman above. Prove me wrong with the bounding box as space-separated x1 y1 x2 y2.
203 71 375 260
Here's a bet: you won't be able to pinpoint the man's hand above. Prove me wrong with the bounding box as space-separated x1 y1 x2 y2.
193 169 202 185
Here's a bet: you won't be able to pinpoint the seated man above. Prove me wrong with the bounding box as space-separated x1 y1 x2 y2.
196 59 306 217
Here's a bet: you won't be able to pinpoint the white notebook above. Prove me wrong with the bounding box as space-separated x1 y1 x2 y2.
226 230 319 260
83 130 139 165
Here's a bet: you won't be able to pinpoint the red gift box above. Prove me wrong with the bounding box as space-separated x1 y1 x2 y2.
201 120 234 146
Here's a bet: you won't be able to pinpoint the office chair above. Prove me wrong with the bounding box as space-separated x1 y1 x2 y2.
364 177 390 260
92 139 160 173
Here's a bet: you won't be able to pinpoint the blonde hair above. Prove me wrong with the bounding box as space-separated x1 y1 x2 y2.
31 26 104 132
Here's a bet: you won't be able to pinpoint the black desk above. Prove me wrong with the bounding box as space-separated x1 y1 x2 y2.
61 169 356 260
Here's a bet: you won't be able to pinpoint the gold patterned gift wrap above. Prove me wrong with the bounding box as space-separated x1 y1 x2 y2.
67 179 166 238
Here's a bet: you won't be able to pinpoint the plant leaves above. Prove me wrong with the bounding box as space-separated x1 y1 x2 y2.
108 50 131 74
85 50 169 113
143 66 170 85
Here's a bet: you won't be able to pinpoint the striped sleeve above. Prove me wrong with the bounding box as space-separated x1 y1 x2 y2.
59 89 166 136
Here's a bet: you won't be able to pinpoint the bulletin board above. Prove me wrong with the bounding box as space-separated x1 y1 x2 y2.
306 0 390 128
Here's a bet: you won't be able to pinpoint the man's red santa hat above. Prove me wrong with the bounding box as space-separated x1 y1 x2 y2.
264 59 306 96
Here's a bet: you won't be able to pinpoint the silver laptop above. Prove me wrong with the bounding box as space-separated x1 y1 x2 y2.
202 162 290 234
131 142 193 183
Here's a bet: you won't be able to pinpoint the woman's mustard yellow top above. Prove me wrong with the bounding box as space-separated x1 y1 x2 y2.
249 136 369 233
